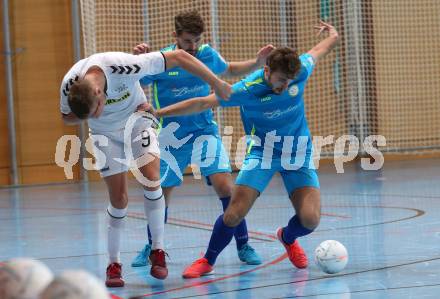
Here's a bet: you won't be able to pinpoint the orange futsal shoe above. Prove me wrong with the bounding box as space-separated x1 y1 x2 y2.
276 227 308 269
182 257 214 279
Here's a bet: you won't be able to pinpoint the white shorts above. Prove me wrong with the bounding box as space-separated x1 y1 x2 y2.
90 116 160 177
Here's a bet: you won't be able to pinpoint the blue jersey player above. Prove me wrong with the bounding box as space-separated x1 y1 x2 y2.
157 20 340 278
131 10 274 268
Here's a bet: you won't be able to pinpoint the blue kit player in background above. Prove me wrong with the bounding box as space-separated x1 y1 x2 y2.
156 20 340 278
131 10 274 267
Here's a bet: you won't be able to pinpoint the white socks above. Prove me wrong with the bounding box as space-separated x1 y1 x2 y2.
144 188 165 250
107 205 127 264
106 188 165 263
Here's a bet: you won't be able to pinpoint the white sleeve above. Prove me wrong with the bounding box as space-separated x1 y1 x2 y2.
60 89 71 114
59 74 79 114
105 52 166 81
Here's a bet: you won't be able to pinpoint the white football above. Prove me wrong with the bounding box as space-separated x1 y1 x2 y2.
39 269 110 299
315 240 348 274
0 257 53 299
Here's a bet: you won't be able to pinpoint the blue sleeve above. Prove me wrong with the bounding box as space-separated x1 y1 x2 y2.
208 47 229 75
217 81 249 107
299 53 316 79
139 75 154 86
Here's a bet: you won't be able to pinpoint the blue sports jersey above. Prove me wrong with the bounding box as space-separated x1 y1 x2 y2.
218 53 315 160
140 44 228 139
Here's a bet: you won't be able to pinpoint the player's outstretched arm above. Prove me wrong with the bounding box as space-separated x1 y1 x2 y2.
157 93 219 118
307 20 340 63
224 44 275 77
163 50 232 100
132 43 151 55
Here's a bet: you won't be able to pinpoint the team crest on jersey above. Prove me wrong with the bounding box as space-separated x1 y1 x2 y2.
113 83 128 93
288 85 299 97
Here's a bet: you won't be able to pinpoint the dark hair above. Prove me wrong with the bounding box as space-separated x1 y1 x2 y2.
174 10 205 36
266 47 301 79
67 81 95 119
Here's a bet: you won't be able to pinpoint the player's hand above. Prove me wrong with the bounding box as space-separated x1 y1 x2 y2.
136 102 156 116
212 79 232 100
314 20 338 38
136 102 160 128
256 44 275 66
133 43 151 55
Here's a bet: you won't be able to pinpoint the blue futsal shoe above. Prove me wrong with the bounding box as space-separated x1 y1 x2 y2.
131 243 151 267
237 243 262 265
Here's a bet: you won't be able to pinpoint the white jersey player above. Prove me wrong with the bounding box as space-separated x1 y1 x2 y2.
59 50 231 287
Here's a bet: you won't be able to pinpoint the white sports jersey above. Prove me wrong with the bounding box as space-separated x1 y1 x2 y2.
60 51 165 132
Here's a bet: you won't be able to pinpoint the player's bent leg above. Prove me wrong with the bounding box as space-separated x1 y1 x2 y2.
208 173 262 265
131 153 176 268
137 155 168 279
198 136 261 263
131 124 186 269
223 185 259 227
103 173 129 287
278 187 320 269
290 187 321 231
131 186 173 268
183 185 259 278
209 172 233 198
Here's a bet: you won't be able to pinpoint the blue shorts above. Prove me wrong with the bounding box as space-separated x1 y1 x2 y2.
159 132 231 187
235 153 319 195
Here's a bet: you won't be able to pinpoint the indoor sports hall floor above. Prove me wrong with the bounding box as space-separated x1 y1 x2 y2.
1 158 440 299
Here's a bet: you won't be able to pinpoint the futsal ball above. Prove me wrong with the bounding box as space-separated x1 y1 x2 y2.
39 269 110 299
0 257 54 299
314 240 348 274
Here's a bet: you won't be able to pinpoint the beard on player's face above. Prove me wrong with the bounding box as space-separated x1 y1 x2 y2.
175 31 202 56
265 68 290 94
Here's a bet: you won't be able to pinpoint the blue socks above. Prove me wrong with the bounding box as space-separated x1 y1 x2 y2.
204 214 235 265
282 215 313 244
148 206 168 245
220 197 249 250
